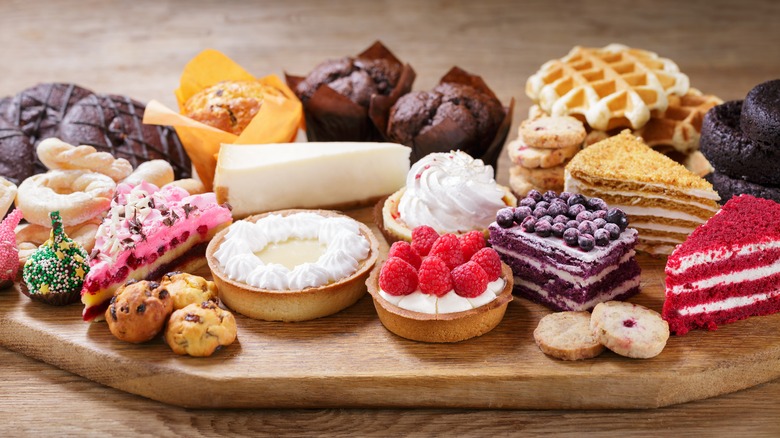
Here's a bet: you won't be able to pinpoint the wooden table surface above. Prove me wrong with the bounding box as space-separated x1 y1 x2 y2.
2 0 780 435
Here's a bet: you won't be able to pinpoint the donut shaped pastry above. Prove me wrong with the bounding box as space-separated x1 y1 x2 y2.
706 171 780 204
16 169 115 226
740 79 780 147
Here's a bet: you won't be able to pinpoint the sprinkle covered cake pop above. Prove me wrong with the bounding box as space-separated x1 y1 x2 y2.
0 209 24 288
22 211 90 305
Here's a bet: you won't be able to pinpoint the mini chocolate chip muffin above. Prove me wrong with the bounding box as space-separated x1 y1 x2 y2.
165 301 237 357
106 280 173 343
159 271 219 310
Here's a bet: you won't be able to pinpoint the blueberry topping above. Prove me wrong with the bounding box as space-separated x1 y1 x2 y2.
576 211 593 222
513 206 533 222
496 208 515 228
604 223 621 239
519 197 536 209
616 216 629 231
547 201 567 217
539 215 553 224
535 220 552 237
559 192 572 201
593 218 607 229
527 190 543 202
521 216 536 232
566 220 579 230
563 228 579 246
606 208 627 225
578 220 596 235
533 207 548 218
535 201 550 211
553 215 569 224
587 197 608 211
594 229 610 246
542 190 558 202
578 234 595 251
551 222 567 237
592 210 608 220
567 204 586 218
567 194 587 206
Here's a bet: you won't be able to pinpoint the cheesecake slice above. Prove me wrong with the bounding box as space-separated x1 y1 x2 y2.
213 142 410 218
81 182 232 321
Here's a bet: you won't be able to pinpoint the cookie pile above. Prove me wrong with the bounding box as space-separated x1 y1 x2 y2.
506 115 586 195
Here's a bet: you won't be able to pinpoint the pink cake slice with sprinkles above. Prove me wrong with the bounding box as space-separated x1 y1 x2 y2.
80 181 232 321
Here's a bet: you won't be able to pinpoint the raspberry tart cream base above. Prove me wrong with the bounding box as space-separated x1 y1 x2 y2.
366 263 513 343
206 209 379 322
377 187 517 245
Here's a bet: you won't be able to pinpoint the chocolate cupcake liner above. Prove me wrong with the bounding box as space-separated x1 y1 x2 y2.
286 41 416 142
20 281 81 306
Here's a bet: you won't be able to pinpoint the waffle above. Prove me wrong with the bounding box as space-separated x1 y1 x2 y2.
635 90 722 153
526 44 690 131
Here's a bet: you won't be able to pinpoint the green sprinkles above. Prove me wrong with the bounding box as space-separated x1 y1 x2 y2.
22 211 90 296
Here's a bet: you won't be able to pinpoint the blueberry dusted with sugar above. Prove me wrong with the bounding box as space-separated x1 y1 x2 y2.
521 216 536 232
513 206 533 222
592 210 607 220
578 220 596 235
539 215 553 224
576 211 593 222
519 197 536 209
566 220 579 230
563 228 579 246
535 220 552 237
593 218 607 229
542 190 558 202
578 234 595 251
559 192 572 202
594 229 610 246
547 201 567 217
527 190 543 202
604 223 621 240
606 208 629 231
535 201 550 211
567 204 586 218
533 207 548 218
587 197 608 211
551 222 566 237
567 194 587 207
553 215 568 224
496 207 515 228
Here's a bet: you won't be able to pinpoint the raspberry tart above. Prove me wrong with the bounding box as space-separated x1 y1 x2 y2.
206 209 379 321
81 182 232 321
366 227 513 343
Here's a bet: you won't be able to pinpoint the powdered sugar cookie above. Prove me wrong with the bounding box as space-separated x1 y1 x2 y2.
590 301 669 359
520 116 586 149
510 163 565 190
508 165 539 197
508 139 580 168
534 311 605 360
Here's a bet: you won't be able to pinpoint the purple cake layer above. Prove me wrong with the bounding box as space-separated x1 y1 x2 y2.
513 278 641 312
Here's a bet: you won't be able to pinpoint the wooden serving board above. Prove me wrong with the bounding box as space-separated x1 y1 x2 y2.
2 206 780 410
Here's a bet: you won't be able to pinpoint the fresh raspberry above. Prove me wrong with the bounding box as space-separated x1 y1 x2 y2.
378 257 418 296
451 261 489 298
417 256 453 297
470 248 502 281
428 234 465 270
387 241 421 269
411 225 439 256
458 230 485 260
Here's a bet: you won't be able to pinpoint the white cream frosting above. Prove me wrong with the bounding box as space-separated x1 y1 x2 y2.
670 257 780 295
630 222 696 235
669 240 780 275
677 288 780 316
515 275 640 311
397 151 506 234
379 278 505 314
214 212 370 291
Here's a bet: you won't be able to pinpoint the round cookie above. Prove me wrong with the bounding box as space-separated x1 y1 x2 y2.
0 118 33 185
159 271 219 310
740 79 780 147
590 301 669 359
165 301 237 357
519 116 586 149
706 171 780 204
106 280 173 343
509 162 565 190
59 94 192 179
507 139 580 169
534 311 606 361
700 100 780 186
508 165 541 197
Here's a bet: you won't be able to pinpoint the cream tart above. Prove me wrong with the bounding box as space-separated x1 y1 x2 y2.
379 151 516 244
366 226 513 343
206 209 379 322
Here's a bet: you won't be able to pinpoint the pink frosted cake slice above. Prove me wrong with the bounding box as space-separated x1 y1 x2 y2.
81 182 232 321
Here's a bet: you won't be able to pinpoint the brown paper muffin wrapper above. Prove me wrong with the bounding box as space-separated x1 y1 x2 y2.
20 281 81 306
285 41 416 142
143 49 304 191
409 67 515 175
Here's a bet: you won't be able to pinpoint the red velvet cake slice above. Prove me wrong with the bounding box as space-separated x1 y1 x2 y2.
664 195 780 334
81 181 232 321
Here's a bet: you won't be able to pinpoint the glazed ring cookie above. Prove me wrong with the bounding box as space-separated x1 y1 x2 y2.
37 138 133 182
510 163 565 190
122 160 175 188
508 139 580 169
534 311 605 361
520 116 586 149
159 271 219 310
0 176 17 218
16 170 115 227
106 280 173 344
163 178 206 195
590 301 670 359
165 301 237 357
15 219 100 254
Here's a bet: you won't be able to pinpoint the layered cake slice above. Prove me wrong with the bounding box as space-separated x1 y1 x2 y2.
489 190 640 311
564 130 720 255
81 182 232 321
664 195 780 335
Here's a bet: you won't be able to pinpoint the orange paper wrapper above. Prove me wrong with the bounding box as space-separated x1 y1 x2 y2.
285 41 415 142
143 49 304 190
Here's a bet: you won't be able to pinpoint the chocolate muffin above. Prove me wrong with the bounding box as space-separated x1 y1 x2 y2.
59 94 192 179
295 57 402 108
706 170 780 204
387 82 505 163
740 79 780 146
0 117 33 185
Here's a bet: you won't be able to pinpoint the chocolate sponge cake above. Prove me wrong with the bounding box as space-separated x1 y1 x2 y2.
705 171 780 204
740 79 780 146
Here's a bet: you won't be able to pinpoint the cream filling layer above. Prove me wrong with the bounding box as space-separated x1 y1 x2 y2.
514 275 641 311
670 240 780 275
631 222 696 235
379 278 505 314
670 258 780 295
565 171 720 203
677 288 780 316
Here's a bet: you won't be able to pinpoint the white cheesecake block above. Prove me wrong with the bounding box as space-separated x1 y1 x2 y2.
214 142 411 218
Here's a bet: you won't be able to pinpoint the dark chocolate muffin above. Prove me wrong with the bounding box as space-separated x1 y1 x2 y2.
59 94 192 179
706 170 780 204
740 79 780 146
387 82 505 162
700 100 780 186
0 117 33 185
295 57 402 108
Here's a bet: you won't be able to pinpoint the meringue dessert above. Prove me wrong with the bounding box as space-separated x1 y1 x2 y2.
380 150 516 243
206 209 379 321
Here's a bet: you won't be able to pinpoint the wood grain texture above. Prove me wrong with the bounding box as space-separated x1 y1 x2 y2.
2 0 780 434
